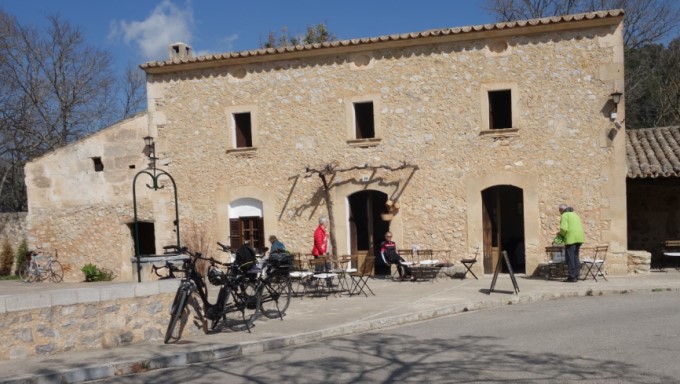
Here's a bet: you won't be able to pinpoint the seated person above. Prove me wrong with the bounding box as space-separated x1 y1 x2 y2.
268 235 287 254
380 231 415 281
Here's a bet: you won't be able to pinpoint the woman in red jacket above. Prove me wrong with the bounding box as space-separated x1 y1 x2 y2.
312 215 329 257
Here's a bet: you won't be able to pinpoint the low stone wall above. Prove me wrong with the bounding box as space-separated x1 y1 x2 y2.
0 280 207 361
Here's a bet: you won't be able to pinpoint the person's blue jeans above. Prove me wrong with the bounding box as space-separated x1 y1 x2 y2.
565 243 582 280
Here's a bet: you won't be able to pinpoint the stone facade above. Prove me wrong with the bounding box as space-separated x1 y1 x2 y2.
25 11 628 281
25 113 154 281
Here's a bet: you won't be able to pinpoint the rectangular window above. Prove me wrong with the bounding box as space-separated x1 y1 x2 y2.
488 90 512 129
354 102 375 139
92 157 104 172
229 216 265 252
233 112 253 148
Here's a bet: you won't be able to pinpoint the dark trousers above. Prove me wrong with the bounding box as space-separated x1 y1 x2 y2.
565 243 582 280
390 256 412 277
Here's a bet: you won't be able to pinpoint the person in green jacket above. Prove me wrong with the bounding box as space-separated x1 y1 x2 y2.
558 204 585 282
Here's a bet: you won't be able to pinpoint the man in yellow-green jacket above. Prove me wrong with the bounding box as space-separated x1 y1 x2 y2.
558 204 585 282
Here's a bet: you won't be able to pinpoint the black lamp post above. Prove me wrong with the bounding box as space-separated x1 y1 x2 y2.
132 136 181 282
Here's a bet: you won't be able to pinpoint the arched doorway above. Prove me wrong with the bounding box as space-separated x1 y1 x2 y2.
482 185 525 274
348 190 390 275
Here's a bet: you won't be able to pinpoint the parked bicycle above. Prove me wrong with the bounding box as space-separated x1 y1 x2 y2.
160 246 260 344
216 242 293 321
19 250 64 283
258 253 293 320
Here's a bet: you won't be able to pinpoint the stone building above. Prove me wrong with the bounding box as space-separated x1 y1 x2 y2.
25 10 628 282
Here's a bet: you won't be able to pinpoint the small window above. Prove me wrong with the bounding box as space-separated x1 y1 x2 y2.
92 157 104 172
234 112 253 148
354 102 375 139
488 90 512 129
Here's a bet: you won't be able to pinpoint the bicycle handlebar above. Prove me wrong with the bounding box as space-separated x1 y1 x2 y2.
216 242 231 253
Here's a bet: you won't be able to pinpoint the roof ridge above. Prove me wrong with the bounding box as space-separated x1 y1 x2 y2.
141 9 624 70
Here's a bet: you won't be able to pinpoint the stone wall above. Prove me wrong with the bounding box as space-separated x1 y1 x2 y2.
0 280 194 360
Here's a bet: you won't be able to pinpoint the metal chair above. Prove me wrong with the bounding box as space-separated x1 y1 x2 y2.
349 255 375 297
545 245 567 279
308 257 338 298
581 245 608 281
289 254 313 297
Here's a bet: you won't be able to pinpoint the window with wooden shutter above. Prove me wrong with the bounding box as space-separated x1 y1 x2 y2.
234 112 252 148
229 216 265 252
229 218 242 249
354 101 375 139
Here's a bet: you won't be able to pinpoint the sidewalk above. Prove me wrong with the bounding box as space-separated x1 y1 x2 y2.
1 270 679 384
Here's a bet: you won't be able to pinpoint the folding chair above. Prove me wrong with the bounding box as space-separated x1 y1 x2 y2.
460 246 480 280
581 245 608 281
349 255 375 297
289 254 313 297
308 257 338 298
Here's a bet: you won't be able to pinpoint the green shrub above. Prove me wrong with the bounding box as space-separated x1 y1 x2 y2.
0 239 13 276
81 263 116 282
15 239 29 275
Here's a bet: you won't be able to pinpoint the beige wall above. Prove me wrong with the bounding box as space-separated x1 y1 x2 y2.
25 114 153 281
25 15 628 280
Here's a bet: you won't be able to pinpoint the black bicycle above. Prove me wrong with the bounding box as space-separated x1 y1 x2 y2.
157 246 260 344
216 242 292 321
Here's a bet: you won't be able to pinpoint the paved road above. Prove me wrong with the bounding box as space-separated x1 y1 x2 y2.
91 291 680 383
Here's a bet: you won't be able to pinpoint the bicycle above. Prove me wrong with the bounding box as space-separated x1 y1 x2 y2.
257 253 293 320
160 246 261 344
216 242 292 321
19 250 64 283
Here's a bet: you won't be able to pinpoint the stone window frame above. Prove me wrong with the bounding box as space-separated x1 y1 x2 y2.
225 105 259 153
345 94 382 148
479 82 520 137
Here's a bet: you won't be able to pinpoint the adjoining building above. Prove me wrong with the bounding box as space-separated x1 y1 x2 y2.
25 10 629 281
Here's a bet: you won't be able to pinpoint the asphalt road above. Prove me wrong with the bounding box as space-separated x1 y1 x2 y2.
91 291 680 383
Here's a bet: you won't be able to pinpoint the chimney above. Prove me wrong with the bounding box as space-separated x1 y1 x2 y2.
168 42 192 60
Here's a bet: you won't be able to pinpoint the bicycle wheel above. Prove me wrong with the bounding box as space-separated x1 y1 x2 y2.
260 275 292 319
222 280 260 332
19 262 34 283
164 287 189 344
48 261 64 283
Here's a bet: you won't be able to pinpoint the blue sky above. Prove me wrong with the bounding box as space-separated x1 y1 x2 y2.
0 0 496 76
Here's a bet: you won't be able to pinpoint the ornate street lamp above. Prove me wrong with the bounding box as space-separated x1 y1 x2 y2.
132 136 181 282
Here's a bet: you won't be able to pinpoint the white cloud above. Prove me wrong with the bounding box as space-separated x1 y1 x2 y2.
110 0 194 61
220 33 239 52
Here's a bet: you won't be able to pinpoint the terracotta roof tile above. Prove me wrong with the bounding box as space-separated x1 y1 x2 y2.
626 126 680 178
141 9 624 70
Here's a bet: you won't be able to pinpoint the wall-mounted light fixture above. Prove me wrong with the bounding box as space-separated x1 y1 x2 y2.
609 91 623 121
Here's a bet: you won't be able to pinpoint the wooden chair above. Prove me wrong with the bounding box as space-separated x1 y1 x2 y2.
581 245 608 281
460 246 480 280
349 255 375 297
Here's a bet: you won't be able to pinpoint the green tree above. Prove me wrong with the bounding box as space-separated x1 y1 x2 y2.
15 238 28 274
261 22 336 49
0 238 13 275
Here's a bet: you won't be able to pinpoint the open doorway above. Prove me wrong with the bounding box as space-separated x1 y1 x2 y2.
128 222 156 256
348 190 389 275
482 185 525 274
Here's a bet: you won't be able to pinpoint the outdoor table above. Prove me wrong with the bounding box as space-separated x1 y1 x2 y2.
663 252 680 270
